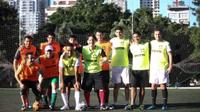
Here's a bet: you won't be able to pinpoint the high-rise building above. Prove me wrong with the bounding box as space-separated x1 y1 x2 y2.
140 0 160 17
167 0 189 25
105 0 127 12
45 0 77 20
19 0 45 34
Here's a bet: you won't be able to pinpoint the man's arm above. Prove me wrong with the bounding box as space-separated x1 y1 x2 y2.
167 51 173 74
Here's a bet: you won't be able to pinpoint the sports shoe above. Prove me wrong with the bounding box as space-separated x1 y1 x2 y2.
147 105 156 110
100 105 107 111
109 104 116 110
139 105 145 110
60 105 69 110
124 105 134 110
161 105 167 110
21 106 27 111
49 105 55 110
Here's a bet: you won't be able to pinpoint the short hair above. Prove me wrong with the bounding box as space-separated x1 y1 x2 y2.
24 35 33 40
87 34 97 41
154 28 162 33
115 26 123 32
133 31 141 36
47 32 55 38
69 35 77 40
65 42 74 48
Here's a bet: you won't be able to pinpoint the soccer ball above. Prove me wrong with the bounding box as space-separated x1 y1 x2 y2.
32 101 41 111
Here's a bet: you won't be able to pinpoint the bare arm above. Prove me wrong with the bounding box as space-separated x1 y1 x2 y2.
167 52 173 73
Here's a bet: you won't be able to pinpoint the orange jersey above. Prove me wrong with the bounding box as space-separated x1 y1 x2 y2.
38 54 59 79
19 63 40 81
15 45 37 64
96 41 112 70
40 41 61 55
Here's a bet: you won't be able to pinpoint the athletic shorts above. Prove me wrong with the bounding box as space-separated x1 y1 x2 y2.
149 69 169 84
111 67 130 84
101 70 110 87
20 80 40 98
130 70 149 87
41 77 58 88
63 76 76 87
81 72 104 91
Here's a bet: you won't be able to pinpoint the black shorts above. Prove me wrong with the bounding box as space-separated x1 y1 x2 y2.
130 70 149 87
63 76 76 87
101 70 110 87
81 72 104 91
20 80 40 98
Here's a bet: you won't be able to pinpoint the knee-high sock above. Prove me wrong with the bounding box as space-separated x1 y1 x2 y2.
162 89 168 106
50 90 57 107
61 93 68 106
84 91 90 106
151 90 157 105
74 91 80 106
99 90 105 106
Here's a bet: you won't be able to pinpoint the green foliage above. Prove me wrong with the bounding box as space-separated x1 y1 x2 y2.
47 0 127 34
0 0 18 25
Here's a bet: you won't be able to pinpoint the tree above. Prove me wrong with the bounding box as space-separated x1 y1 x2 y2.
0 0 18 25
47 0 129 34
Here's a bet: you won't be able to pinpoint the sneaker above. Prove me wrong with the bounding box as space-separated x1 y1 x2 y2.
100 105 106 111
21 106 27 111
139 105 145 110
124 105 134 110
49 105 55 110
161 105 167 110
109 104 116 110
60 105 69 110
147 105 156 110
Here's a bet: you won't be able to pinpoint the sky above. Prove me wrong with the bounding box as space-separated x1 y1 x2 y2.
127 0 197 26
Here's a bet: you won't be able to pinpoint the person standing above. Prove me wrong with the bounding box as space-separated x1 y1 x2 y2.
37 45 59 110
95 31 112 108
14 53 43 111
59 43 82 111
78 35 107 110
147 28 173 110
110 26 130 109
40 33 61 55
125 32 149 110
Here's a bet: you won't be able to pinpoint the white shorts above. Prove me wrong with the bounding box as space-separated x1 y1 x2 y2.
111 67 130 84
149 69 169 84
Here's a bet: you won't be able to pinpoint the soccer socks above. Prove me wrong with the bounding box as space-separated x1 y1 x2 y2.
151 90 157 105
61 93 68 106
84 91 90 106
99 90 105 106
74 91 80 106
50 90 57 107
162 89 168 106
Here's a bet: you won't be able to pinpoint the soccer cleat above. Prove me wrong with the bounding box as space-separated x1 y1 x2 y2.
161 105 167 110
60 105 69 110
147 105 156 110
21 106 27 111
124 105 134 110
139 105 145 111
100 105 107 111
109 104 116 110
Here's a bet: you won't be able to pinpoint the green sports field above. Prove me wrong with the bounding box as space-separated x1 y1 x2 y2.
0 88 200 112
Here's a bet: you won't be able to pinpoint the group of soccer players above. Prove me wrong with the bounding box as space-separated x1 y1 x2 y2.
13 26 173 111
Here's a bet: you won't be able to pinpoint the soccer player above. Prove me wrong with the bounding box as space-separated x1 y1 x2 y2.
95 31 112 108
59 43 82 111
14 52 43 111
147 28 173 110
37 45 59 110
125 32 149 110
40 33 61 55
110 26 130 109
13 35 37 109
78 35 107 110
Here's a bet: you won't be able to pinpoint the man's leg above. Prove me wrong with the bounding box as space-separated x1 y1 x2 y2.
161 83 168 110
